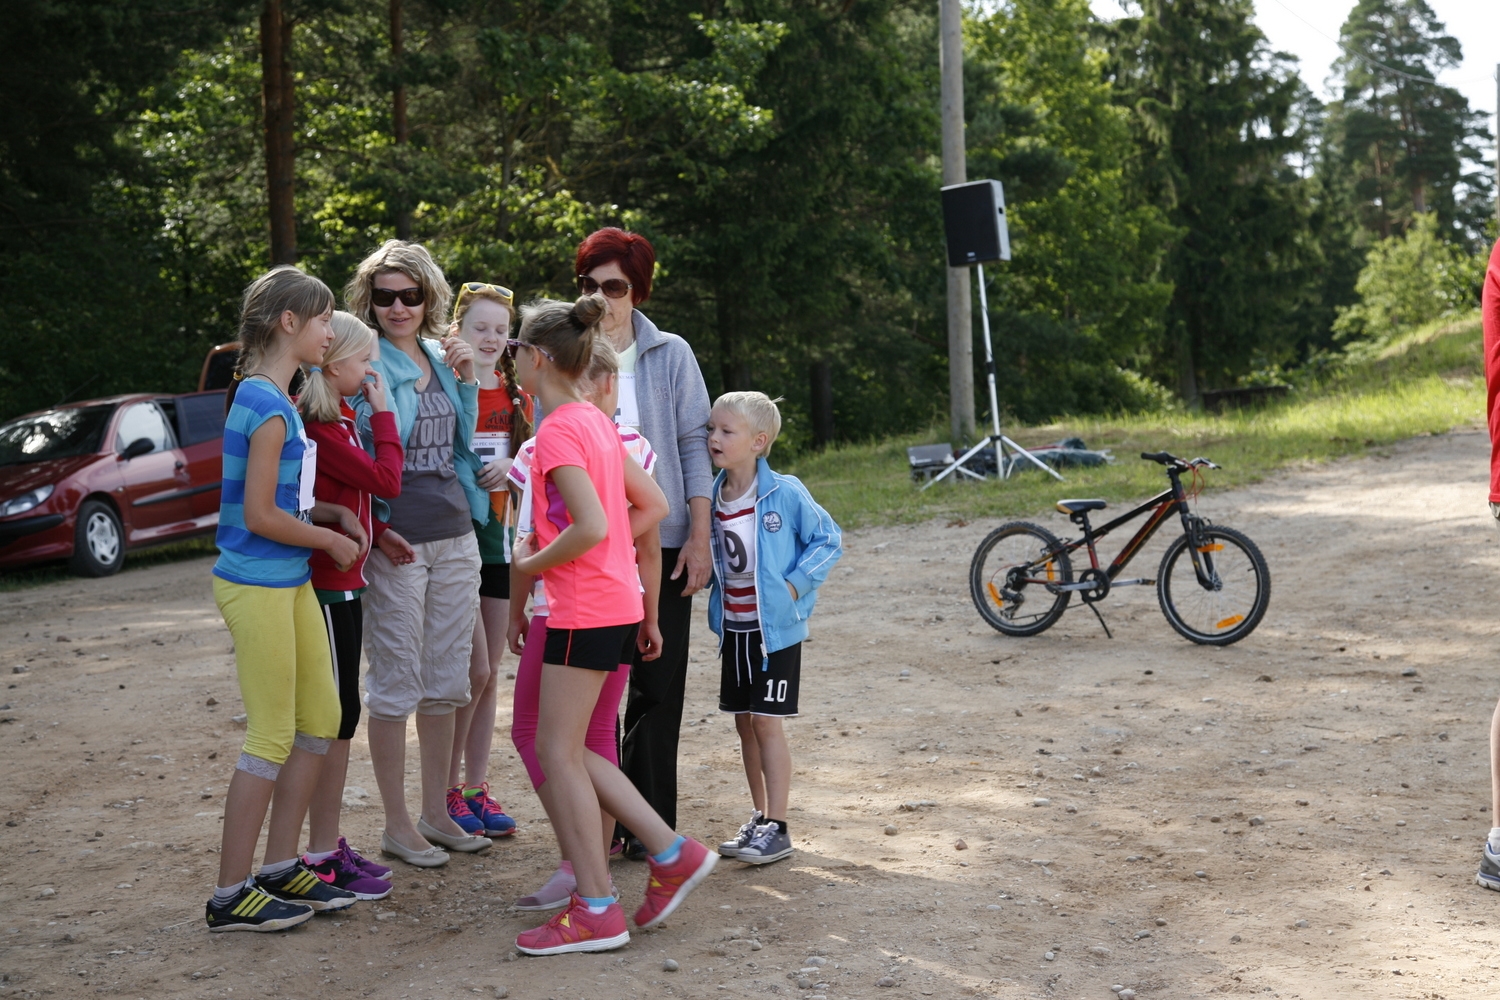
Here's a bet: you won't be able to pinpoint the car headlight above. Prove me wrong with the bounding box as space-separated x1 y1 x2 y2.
0 484 54 517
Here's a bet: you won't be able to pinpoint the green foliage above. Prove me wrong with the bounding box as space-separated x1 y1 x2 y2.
0 0 251 417
1333 213 1486 343
0 0 1491 437
1101 0 1325 402
965 0 1175 424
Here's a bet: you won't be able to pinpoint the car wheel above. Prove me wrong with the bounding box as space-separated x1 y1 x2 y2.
70 499 125 577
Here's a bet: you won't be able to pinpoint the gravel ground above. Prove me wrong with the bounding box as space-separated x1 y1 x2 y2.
2 428 1498 999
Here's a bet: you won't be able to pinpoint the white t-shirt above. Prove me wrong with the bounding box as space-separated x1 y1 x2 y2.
508 424 657 618
714 481 758 630
614 341 640 430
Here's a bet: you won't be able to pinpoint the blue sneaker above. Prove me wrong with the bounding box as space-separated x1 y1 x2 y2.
446 785 487 836
1477 842 1500 890
464 782 517 837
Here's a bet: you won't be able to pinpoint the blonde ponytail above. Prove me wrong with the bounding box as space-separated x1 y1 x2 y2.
297 312 376 424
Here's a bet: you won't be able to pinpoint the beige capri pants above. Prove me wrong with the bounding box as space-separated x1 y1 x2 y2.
362 532 482 721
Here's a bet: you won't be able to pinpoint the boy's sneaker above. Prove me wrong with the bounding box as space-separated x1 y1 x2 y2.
1477 842 1500 890
256 861 356 912
717 810 765 858
446 785 488 836
337 836 392 882
737 823 794 865
464 782 517 837
205 883 314 933
516 895 630 955
634 838 717 929
304 851 393 901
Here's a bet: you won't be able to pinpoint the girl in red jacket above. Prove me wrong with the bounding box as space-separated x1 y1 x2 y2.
295 311 406 899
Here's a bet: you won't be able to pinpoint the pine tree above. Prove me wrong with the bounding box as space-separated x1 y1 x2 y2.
1101 0 1320 403
1330 0 1491 243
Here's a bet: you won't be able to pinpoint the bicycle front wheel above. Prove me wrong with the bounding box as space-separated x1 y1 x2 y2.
1156 525 1269 645
969 521 1073 637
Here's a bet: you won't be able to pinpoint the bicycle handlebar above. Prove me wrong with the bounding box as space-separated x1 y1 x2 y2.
1140 451 1221 470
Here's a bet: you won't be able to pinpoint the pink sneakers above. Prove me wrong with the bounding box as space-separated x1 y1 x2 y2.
515 894 630 955
633 838 717 929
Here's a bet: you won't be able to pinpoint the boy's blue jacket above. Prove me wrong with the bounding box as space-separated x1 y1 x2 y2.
707 457 842 656
349 336 488 525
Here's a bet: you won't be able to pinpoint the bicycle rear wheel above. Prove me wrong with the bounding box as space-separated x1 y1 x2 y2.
969 521 1072 637
1156 525 1269 645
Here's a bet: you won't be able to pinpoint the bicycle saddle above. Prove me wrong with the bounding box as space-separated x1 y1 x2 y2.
1055 498 1107 514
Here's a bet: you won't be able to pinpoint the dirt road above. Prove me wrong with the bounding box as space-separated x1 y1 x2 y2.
3 429 1498 999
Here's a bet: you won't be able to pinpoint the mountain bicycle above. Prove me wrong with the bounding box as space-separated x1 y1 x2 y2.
968 451 1270 645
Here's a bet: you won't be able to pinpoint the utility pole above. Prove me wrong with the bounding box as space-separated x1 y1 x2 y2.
940 0 974 443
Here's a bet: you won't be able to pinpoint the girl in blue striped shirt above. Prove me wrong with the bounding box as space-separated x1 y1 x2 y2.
205 266 371 932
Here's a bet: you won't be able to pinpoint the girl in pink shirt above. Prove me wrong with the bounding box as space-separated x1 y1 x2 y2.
508 345 662 910
507 295 716 955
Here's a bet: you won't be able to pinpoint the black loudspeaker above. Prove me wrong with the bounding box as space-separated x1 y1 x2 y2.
941 179 1011 266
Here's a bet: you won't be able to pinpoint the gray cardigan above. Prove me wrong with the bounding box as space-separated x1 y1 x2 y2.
631 309 713 549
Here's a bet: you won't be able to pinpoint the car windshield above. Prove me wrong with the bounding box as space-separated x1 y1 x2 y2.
0 405 113 466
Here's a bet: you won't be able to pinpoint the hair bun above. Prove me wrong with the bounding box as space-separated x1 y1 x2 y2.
571 293 608 331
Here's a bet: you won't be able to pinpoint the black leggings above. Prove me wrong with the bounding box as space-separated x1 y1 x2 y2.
320 597 364 741
619 547 694 832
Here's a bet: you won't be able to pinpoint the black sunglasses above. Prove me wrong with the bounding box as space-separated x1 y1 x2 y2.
576 275 633 299
371 285 425 308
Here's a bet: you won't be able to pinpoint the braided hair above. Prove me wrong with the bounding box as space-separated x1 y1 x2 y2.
498 350 531 458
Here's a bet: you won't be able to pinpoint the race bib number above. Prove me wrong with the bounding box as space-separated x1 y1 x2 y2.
298 436 318 512
471 431 510 465
614 372 640 429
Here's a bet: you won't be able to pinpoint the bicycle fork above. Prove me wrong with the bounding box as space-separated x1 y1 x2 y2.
1179 510 1222 591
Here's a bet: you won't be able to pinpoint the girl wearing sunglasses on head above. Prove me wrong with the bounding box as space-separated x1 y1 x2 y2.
441 281 532 841
344 241 493 868
573 228 713 858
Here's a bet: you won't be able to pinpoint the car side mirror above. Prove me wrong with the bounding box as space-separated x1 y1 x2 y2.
120 437 155 460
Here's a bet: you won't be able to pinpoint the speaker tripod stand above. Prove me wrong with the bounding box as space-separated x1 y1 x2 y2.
922 263 1062 490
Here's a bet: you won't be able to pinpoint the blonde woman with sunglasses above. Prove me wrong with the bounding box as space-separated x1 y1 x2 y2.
344 241 493 867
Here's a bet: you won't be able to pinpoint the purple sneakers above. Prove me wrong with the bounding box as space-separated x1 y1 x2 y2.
304 849 392 901
337 836 392 882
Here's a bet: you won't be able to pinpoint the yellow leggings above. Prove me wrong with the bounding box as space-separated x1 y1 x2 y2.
214 578 340 774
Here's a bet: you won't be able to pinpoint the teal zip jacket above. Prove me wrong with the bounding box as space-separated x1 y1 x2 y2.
707 457 842 657
350 336 488 525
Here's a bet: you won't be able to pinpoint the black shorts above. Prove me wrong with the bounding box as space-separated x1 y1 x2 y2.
719 629 801 716
478 562 511 600
543 622 639 671
319 596 363 740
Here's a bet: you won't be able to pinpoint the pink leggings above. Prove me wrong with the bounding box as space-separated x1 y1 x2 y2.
510 615 631 790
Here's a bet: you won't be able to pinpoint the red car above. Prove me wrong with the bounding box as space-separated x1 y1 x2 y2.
0 391 227 576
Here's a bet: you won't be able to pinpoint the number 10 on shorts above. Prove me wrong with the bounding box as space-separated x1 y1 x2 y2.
764 678 788 703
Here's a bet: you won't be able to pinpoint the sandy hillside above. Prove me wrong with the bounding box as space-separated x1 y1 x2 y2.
3 429 1500 1000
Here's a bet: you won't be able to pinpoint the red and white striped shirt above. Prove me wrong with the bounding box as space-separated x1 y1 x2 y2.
714 483 759 630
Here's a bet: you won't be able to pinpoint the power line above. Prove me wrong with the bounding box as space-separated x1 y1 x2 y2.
1265 0 1438 85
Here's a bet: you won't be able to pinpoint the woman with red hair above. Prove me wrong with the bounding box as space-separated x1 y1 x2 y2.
573 227 713 857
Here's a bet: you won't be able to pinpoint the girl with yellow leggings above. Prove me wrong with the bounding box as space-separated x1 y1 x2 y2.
204 266 370 932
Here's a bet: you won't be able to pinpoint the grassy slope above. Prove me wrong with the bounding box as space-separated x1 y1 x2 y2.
782 312 1485 529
